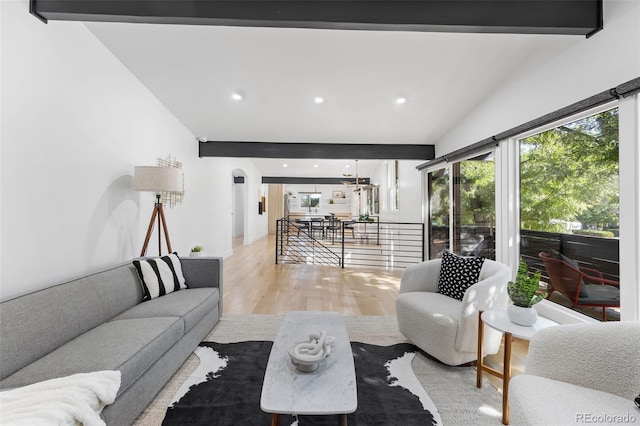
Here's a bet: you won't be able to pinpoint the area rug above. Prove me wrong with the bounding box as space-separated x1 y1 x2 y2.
133 314 503 426
163 341 440 425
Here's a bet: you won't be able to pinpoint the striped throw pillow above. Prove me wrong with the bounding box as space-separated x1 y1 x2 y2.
133 253 187 301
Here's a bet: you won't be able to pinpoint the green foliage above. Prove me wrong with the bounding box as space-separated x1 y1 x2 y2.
520 109 619 233
508 259 546 308
429 168 450 227
428 109 619 238
191 245 203 252
459 158 495 226
358 214 374 223
572 229 614 238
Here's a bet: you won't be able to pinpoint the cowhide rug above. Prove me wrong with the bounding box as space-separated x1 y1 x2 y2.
163 341 442 426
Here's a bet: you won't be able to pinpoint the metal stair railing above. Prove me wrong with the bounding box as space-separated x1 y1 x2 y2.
275 218 425 269
275 218 342 267
340 221 425 269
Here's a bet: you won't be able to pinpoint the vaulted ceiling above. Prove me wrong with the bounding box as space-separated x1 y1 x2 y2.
31 1 598 177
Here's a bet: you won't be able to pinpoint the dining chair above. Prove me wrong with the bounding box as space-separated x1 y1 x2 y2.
310 217 325 239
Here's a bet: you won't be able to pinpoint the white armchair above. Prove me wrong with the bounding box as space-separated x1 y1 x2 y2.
396 258 511 366
509 321 640 426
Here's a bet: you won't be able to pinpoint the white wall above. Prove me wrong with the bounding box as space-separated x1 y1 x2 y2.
396 160 423 223
373 160 423 223
0 0 266 300
435 0 640 155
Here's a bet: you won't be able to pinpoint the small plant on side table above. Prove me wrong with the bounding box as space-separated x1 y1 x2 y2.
190 245 204 257
507 258 546 326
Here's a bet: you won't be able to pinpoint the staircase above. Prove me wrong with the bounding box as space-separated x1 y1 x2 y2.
275 218 342 267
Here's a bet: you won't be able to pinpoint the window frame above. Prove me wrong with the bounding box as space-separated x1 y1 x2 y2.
386 160 399 212
507 101 623 324
423 148 497 260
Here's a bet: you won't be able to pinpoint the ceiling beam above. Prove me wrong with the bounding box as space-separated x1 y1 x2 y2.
30 0 603 37
262 177 370 185
198 141 434 160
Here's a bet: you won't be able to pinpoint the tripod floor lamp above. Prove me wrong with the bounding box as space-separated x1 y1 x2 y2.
134 166 183 257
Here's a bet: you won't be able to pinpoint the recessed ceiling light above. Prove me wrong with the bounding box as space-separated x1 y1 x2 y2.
314 164 319 168
314 97 324 104
282 163 288 168
396 97 407 105
232 93 243 101
345 164 350 168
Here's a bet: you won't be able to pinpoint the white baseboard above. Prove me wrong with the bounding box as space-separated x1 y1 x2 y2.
244 231 268 246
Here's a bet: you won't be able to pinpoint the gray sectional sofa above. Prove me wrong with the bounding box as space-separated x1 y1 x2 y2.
0 256 222 425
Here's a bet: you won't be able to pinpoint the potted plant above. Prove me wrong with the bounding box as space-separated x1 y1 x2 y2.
190 245 204 257
507 258 546 326
358 214 374 223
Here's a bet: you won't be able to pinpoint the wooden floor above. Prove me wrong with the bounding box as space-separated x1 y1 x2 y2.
224 235 403 316
223 234 527 392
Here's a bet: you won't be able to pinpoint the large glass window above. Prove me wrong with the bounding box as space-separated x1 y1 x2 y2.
427 153 496 260
519 108 619 321
428 168 449 259
453 154 496 259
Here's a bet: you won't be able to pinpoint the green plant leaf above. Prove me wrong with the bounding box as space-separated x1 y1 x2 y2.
508 258 546 307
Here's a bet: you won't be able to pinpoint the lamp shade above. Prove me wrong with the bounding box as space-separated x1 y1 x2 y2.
134 166 183 193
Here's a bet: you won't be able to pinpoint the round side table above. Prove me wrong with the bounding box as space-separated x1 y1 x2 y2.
476 309 557 425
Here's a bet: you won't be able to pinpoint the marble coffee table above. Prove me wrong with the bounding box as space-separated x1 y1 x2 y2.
260 311 357 426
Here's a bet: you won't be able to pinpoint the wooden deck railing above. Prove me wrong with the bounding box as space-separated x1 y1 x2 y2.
520 229 619 283
430 226 619 282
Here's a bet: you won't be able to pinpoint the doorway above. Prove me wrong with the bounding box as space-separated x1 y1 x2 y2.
232 170 247 239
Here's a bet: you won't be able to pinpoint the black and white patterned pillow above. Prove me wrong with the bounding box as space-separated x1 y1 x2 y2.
133 253 187 301
437 250 485 301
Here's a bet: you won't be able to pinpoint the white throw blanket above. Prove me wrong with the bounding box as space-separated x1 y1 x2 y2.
0 370 121 426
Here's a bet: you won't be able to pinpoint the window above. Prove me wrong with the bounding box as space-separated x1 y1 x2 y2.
428 168 449 259
519 107 619 321
453 153 496 259
387 160 399 211
300 193 321 210
427 153 496 260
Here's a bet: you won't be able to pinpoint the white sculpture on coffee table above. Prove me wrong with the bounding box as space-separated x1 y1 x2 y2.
288 330 335 373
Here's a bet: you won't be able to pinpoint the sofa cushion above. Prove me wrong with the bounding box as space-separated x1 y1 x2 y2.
0 317 182 397
112 288 219 333
133 253 187 301
0 263 142 381
437 250 484 301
